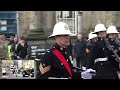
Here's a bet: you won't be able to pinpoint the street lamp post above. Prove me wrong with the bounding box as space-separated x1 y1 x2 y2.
16 11 19 36
77 11 83 34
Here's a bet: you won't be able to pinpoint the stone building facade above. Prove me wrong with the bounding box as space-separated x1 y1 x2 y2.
18 11 120 49
19 11 56 40
82 11 120 34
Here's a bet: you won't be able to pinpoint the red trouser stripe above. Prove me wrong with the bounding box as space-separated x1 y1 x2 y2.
52 49 72 78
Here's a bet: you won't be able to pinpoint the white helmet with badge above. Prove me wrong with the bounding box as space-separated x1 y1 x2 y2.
48 22 73 38
88 32 97 40
93 23 107 34
107 25 119 34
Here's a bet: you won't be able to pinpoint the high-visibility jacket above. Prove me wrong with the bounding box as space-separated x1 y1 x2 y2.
8 45 12 60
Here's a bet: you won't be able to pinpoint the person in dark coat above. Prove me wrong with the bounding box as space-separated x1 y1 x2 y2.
11 36 18 60
16 36 28 60
74 34 87 69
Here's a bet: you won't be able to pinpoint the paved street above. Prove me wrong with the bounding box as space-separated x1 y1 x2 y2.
2 69 35 79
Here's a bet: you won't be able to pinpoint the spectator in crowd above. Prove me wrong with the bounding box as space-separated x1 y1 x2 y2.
74 34 87 70
16 36 28 60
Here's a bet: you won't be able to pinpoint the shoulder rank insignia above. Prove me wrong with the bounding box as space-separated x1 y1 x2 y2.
86 48 90 53
39 63 50 74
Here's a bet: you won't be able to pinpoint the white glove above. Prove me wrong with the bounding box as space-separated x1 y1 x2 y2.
81 71 92 79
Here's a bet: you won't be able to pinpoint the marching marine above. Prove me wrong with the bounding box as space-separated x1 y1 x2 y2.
85 32 97 69
80 32 97 79
36 22 81 79
106 25 120 79
90 23 115 79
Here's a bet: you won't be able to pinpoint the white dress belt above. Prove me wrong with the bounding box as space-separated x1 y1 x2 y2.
48 77 69 79
94 57 108 64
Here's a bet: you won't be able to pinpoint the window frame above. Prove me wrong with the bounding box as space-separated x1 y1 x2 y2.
56 11 77 36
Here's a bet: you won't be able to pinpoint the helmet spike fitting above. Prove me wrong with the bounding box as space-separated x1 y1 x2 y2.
98 21 101 24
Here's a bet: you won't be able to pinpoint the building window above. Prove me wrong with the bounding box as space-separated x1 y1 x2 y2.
58 11 75 18
0 11 17 39
56 11 76 35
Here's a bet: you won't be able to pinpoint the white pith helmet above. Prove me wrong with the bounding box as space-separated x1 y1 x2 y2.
48 22 73 38
88 32 97 40
93 23 107 34
107 25 119 34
